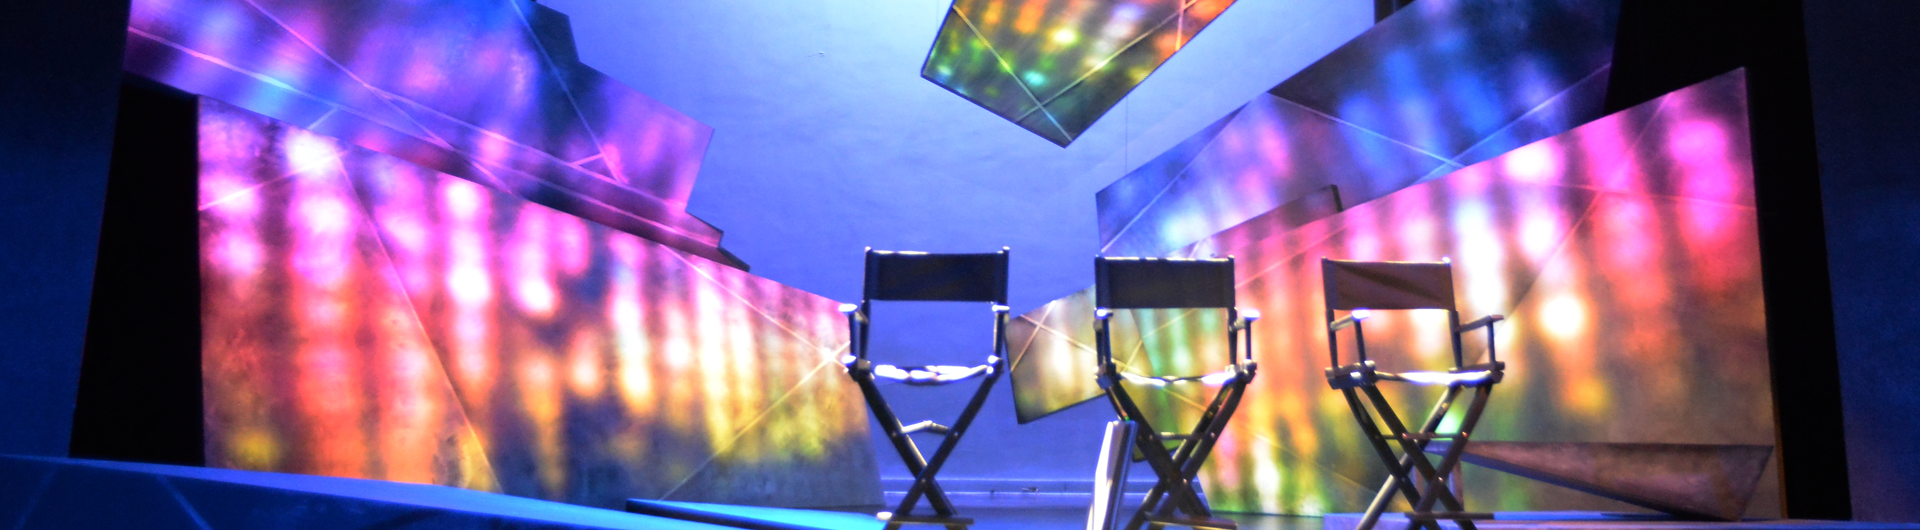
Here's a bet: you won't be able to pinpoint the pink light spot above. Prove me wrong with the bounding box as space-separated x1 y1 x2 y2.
448 266 492 305
440 181 488 222
1541 296 1587 341
515 277 556 317
553 214 591 276
1520 212 1562 259
285 132 340 172
1501 141 1559 182
297 195 352 237
217 232 265 275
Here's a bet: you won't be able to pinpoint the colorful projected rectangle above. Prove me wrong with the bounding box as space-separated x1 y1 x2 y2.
923 0 1236 145
198 97 878 509
1008 70 1779 516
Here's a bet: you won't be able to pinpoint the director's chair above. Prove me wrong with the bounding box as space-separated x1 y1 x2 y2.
1093 256 1259 530
841 248 1010 530
1321 258 1506 530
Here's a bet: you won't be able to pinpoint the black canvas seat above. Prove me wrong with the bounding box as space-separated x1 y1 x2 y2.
841 248 1010 530
1320 258 1507 530
1116 367 1242 387
1093 257 1260 530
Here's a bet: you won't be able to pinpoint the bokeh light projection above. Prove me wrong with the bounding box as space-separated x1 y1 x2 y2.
1097 0 1619 257
923 0 1237 146
128 0 741 267
199 98 877 509
1009 71 1778 516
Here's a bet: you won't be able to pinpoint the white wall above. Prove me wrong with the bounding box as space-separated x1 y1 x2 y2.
540 0 1370 484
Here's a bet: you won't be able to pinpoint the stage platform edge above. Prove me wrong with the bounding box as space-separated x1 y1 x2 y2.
628 499 886 530
1323 512 1920 530
0 454 719 529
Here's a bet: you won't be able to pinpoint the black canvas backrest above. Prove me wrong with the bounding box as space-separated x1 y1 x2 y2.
1321 258 1457 312
864 248 1009 304
1095 257 1235 309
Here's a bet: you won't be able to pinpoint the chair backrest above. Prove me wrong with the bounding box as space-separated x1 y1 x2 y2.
864 248 1009 305
1321 259 1457 313
1095 257 1235 309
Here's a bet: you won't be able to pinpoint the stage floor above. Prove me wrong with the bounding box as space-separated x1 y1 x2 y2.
627 501 1920 530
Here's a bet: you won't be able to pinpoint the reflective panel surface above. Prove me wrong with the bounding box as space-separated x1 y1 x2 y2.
1096 0 1619 257
1010 71 1778 516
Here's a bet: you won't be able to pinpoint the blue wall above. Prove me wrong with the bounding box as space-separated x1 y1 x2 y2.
1804 2 1920 521
0 1 130 456
538 0 1371 483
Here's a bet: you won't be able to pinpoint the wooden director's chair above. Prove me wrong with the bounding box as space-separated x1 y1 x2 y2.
1093 256 1260 530
1321 258 1507 530
842 248 1011 530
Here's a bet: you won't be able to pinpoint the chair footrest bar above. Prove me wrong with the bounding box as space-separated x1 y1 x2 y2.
900 420 952 435
1400 432 1463 441
1405 512 1495 521
881 514 974 525
1159 432 1193 441
1146 516 1239 529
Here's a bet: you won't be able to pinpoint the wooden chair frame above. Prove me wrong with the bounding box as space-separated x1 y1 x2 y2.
1094 256 1259 530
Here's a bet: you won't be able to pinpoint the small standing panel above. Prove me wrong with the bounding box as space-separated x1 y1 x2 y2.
1089 421 1138 530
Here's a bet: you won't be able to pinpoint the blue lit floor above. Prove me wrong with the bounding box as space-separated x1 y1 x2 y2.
1322 512 1920 530
630 500 1322 530
627 501 1920 530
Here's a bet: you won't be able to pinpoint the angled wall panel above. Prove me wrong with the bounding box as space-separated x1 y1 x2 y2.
198 98 877 509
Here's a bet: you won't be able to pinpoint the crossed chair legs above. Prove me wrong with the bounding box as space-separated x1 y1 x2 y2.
847 358 998 530
1105 376 1250 530
1341 382 1496 530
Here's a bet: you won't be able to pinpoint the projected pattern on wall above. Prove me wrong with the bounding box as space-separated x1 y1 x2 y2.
923 0 1236 146
1009 71 1777 515
1096 0 1620 258
128 0 741 267
199 98 876 509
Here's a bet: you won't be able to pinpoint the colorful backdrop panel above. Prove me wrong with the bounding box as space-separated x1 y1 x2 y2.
1096 0 1619 258
198 97 878 509
1009 70 1777 516
130 0 739 266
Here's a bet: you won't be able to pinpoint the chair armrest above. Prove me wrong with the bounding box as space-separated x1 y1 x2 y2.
1232 308 1261 330
1330 309 1372 331
1457 314 1504 333
838 303 868 325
